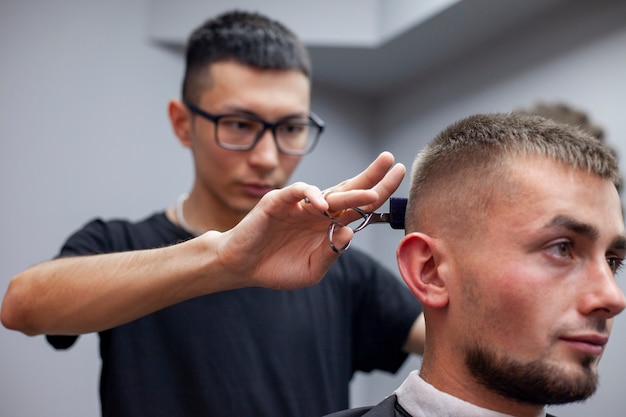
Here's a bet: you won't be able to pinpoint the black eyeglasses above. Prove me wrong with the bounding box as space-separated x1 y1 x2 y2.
184 101 325 156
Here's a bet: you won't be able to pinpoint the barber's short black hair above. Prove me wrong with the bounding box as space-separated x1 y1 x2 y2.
182 10 312 103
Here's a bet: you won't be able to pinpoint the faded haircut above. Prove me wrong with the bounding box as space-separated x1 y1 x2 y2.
405 113 621 234
182 10 312 103
514 102 622 194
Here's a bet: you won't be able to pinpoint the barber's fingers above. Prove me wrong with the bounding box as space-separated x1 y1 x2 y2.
260 152 404 224
333 151 398 191
366 162 406 206
329 153 406 214
269 182 379 216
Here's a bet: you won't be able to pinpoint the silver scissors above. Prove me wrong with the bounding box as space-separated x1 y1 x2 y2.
328 197 407 253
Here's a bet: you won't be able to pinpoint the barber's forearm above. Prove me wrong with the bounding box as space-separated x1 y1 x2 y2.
0 234 235 336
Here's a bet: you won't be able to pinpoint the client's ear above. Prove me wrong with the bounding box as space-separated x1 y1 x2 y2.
397 233 449 308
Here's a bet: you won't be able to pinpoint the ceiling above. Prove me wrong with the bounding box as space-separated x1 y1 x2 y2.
149 0 626 97
307 0 626 97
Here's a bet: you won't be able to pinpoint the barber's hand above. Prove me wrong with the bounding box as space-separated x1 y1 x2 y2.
205 152 405 290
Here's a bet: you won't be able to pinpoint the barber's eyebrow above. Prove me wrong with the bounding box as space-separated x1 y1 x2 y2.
222 105 307 120
611 235 626 252
547 215 626 252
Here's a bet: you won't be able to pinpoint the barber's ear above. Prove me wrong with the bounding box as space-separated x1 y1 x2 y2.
397 233 449 308
168 99 192 148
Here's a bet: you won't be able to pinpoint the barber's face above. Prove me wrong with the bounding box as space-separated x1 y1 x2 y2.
448 156 626 405
187 61 310 218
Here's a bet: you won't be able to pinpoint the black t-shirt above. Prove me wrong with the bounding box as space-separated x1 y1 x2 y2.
47 213 421 417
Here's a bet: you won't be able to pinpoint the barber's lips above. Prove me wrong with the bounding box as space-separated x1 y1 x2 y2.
242 183 274 197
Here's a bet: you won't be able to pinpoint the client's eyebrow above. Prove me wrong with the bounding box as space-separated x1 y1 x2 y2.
547 215 626 253
547 215 599 241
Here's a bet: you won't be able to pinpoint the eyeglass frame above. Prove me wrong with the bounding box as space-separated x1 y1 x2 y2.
183 100 325 156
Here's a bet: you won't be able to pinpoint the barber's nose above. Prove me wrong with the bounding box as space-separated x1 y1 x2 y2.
249 129 279 169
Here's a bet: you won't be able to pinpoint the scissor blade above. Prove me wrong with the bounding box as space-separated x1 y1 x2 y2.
363 198 406 229
366 213 391 224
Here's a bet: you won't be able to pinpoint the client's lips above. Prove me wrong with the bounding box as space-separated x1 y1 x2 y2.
560 333 608 356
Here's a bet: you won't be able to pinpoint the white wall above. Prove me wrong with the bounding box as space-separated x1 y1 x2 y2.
0 1 183 416
1 1 626 416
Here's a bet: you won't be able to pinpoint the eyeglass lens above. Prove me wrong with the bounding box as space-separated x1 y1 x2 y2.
216 117 319 155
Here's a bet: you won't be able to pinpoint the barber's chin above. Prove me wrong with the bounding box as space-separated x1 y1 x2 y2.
234 196 264 214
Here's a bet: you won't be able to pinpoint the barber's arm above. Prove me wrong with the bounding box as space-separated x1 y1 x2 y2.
2 152 405 337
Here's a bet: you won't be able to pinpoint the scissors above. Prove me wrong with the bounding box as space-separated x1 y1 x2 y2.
327 197 407 253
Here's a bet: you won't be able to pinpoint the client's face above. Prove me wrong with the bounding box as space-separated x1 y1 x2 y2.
450 156 625 405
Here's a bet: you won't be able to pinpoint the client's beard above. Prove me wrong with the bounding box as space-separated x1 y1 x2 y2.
465 344 598 405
